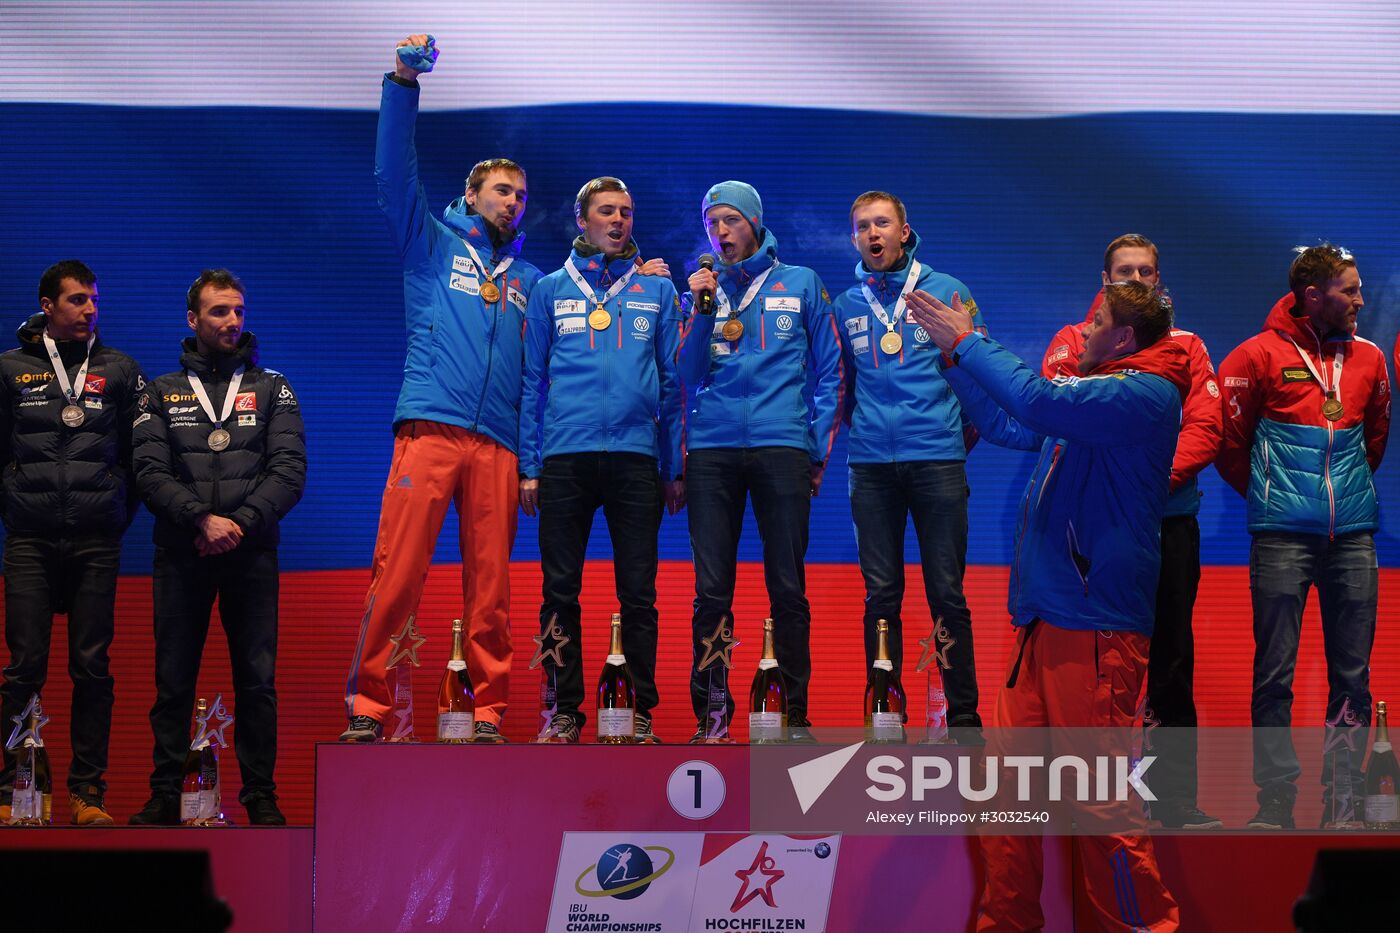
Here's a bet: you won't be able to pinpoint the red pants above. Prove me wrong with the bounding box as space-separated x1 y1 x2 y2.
346 422 518 726
977 621 1180 932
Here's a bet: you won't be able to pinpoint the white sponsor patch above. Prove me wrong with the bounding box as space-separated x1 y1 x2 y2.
1048 345 1070 364
765 296 800 313
711 320 727 337
452 255 473 273
507 288 527 311
238 413 257 426
711 342 732 357
553 299 586 318
844 316 868 335
83 398 102 409
557 317 585 336
625 301 659 312
1223 376 1249 388
852 335 870 354
1206 379 1220 398
448 272 479 295
133 412 151 427
905 309 919 323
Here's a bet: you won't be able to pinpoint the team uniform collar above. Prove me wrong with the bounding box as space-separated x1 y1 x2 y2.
441 199 526 263
853 228 923 298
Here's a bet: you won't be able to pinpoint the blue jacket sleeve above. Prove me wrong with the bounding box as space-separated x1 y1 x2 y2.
943 365 1045 451
375 75 435 270
952 331 1177 447
656 284 684 480
677 296 712 393
807 277 845 464
518 282 553 479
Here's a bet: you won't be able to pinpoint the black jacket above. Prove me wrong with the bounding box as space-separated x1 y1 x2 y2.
0 313 146 537
132 333 306 551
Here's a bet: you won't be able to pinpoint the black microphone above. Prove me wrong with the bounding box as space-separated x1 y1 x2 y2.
697 254 716 315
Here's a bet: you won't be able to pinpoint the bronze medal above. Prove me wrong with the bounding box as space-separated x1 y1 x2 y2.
479 281 501 304
721 319 744 342
588 307 612 331
880 331 904 355
61 404 86 428
1322 396 1344 422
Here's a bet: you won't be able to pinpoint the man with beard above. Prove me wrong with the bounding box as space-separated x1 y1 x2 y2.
342 34 543 743
130 269 306 825
831 191 985 743
0 260 145 825
1041 234 1224 829
678 181 844 743
519 177 683 744
1217 244 1390 830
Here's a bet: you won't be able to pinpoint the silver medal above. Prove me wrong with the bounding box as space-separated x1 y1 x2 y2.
61 404 86 428
207 428 231 452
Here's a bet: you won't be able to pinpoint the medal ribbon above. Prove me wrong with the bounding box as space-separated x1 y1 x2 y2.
459 237 515 292
42 333 94 405
564 256 638 311
713 263 776 326
1283 333 1345 402
859 259 922 338
187 367 246 431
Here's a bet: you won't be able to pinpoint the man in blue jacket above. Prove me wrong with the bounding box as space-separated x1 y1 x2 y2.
909 281 1184 932
833 191 985 742
519 176 683 745
678 181 845 743
342 34 543 744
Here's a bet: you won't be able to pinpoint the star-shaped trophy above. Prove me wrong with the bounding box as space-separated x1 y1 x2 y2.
697 614 739 672
386 614 428 670
914 616 955 673
529 615 571 670
192 694 234 750
697 615 738 742
5 694 48 750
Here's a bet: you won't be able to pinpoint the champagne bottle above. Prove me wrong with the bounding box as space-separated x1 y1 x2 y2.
596 613 636 744
180 698 221 826
9 702 52 825
864 619 907 744
436 619 476 743
1364 700 1400 830
748 619 788 744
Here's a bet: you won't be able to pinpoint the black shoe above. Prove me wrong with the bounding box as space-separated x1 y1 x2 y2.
786 713 817 745
339 715 383 742
472 721 507 744
689 719 733 744
243 793 286 826
1247 795 1295 830
634 714 662 745
1153 804 1224 830
129 794 180 826
535 712 582 745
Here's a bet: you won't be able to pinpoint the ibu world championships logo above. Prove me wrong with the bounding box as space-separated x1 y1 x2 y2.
574 843 675 900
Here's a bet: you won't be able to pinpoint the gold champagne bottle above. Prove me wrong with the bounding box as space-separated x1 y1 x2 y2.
596 613 636 744
180 698 220 825
1364 700 1400 829
437 619 476 743
748 619 788 744
9 702 52 825
864 620 907 744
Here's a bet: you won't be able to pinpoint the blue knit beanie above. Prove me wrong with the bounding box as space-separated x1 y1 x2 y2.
702 181 763 240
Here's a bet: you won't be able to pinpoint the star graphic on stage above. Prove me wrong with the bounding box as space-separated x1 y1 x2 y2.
915 616 955 673
386 613 428 670
731 840 784 911
529 614 571 669
194 694 235 749
697 614 738 672
5 694 48 750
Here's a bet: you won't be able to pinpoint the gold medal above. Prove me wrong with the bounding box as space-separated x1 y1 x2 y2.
1322 396 1344 422
588 307 612 330
721 319 744 341
479 281 501 304
880 331 904 355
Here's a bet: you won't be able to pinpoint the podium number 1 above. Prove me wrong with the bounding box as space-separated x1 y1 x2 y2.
667 760 725 820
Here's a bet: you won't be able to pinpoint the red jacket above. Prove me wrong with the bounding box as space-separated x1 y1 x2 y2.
1041 289 1222 516
1216 293 1390 536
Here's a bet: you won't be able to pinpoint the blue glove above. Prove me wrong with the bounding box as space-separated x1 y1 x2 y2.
395 35 439 73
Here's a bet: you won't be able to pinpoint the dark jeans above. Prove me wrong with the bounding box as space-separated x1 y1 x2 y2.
538 452 662 722
0 534 120 797
1144 515 1202 808
848 460 980 726
1250 531 1377 807
149 545 280 801
687 446 812 725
